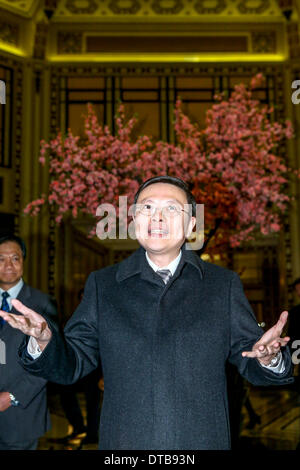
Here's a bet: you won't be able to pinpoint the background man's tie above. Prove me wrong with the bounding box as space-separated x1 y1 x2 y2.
156 269 172 284
0 291 10 326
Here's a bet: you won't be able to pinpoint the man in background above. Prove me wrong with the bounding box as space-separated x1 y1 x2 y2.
0 234 57 450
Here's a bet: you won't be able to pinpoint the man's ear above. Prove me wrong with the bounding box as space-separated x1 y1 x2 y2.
185 216 196 238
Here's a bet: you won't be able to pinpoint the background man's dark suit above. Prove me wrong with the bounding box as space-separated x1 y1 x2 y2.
0 283 57 449
19 246 293 450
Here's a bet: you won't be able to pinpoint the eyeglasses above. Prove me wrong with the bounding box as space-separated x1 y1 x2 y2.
135 203 190 218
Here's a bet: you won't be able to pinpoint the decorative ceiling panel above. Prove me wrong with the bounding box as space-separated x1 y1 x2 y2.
51 0 284 20
0 0 292 60
0 0 39 17
0 20 19 45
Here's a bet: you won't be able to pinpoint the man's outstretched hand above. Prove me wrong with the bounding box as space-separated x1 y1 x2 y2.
242 310 290 366
0 299 52 351
0 392 12 412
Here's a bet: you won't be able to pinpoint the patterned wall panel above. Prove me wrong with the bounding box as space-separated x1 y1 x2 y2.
33 23 49 60
48 68 60 295
13 61 22 235
55 30 281 56
0 55 23 234
0 65 12 168
0 21 19 46
252 32 277 53
286 22 300 59
57 31 82 54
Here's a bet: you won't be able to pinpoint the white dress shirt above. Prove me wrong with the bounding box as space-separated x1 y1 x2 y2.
0 278 24 310
146 250 182 276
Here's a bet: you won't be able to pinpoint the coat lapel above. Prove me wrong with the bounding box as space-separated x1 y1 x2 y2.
116 243 205 286
10 282 31 315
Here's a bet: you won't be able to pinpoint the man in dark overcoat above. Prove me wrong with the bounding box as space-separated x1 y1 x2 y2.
0 235 57 450
0 176 294 450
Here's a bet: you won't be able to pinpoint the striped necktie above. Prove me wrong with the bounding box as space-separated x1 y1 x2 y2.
156 269 172 284
0 291 10 326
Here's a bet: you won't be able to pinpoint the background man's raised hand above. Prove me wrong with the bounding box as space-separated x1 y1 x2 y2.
0 299 52 351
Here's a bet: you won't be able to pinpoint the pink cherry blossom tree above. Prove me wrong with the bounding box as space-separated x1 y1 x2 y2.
24 74 298 257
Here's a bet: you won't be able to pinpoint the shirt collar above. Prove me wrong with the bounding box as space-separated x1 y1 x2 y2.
145 250 182 276
0 278 24 299
116 244 204 282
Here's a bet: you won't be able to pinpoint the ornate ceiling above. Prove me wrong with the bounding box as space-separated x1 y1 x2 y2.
0 0 292 20
0 0 299 62
41 0 286 19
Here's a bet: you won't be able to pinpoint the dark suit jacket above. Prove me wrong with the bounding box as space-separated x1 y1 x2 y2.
288 303 300 347
19 246 293 450
0 282 57 446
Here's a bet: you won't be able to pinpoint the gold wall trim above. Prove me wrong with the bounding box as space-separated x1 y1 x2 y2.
48 54 286 63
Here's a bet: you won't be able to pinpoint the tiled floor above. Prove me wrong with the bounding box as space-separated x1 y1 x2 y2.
37 383 300 451
37 390 99 450
240 384 300 450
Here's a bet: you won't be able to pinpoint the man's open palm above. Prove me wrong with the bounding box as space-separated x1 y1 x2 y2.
0 299 52 350
242 310 290 366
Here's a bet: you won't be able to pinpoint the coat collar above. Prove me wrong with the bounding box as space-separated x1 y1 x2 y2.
116 244 204 283
10 282 31 314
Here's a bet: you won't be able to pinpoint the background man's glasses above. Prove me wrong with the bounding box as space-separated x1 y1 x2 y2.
135 203 190 218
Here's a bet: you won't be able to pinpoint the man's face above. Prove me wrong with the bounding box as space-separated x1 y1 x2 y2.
134 183 196 260
0 241 24 289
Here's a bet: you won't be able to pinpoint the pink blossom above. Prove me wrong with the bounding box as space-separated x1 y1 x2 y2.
23 77 299 257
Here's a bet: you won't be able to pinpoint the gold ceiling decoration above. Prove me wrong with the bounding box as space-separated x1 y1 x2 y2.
0 0 285 20
52 0 281 19
64 0 98 15
108 0 142 15
0 0 298 61
194 0 227 15
0 20 18 45
237 0 271 14
0 0 37 17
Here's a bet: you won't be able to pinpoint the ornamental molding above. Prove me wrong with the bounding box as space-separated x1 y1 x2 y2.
108 0 142 15
65 0 97 15
194 0 227 15
33 22 49 59
54 0 283 18
0 0 37 18
252 31 277 53
54 28 282 56
57 31 82 53
0 0 282 21
50 62 284 76
151 0 184 15
0 20 19 45
237 0 270 15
